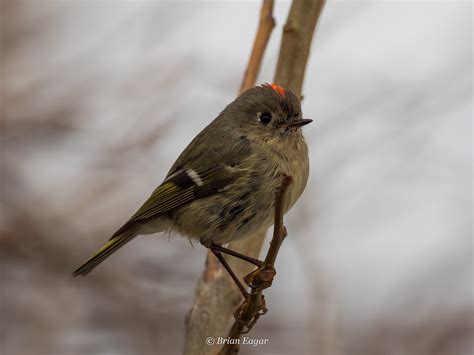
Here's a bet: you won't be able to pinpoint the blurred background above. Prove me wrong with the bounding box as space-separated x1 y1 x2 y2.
1 1 472 354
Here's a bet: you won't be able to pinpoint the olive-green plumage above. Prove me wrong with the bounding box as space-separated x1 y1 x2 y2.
73 84 311 276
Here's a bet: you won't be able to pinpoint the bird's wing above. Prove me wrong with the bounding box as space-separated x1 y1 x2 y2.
111 120 253 238
110 165 238 239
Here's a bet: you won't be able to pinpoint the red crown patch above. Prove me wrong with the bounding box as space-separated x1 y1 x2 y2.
270 83 285 97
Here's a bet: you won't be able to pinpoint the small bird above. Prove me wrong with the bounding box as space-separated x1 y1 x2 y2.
73 84 311 290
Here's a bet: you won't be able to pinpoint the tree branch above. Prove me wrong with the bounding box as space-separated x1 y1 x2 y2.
183 1 325 354
183 2 275 354
239 0 275 93
274 0 325 96
219 175 292 355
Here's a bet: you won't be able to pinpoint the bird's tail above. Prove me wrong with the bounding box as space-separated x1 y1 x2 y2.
72 228 138 277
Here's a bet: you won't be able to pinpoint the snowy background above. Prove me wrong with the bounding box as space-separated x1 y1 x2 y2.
1 1 472 355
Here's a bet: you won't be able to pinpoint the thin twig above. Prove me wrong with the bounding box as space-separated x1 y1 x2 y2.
219 175 292 355
240 0 275 93
184 1 325 353
183 2 276 354
219 1 325 352
228 0 326 285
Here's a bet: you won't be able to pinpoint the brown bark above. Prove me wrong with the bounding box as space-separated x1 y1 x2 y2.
239 0 275 93
183 1 325 354
183 2 276 354
274 0 325 96
219 176 292 355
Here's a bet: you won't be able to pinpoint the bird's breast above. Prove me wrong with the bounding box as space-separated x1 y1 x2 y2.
274 136 310 213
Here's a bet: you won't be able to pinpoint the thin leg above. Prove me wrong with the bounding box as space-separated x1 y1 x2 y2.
211 249 249 298
210 243 263 267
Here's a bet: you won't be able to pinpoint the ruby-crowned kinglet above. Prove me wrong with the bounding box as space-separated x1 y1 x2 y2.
73 84 311 277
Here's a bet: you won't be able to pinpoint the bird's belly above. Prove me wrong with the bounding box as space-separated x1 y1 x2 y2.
172 140 309 245
172 188 275 245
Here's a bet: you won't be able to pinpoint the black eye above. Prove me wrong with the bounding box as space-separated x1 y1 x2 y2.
259 113 272 125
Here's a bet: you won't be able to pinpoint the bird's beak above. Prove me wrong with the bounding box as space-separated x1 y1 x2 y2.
288 118 313 128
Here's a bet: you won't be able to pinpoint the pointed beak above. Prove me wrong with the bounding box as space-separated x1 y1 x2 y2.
288 118 313 128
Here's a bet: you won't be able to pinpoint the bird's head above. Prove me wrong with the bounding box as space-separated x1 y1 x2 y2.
224 83 312 140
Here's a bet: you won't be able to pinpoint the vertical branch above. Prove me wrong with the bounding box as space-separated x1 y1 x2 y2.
240 0 275 93
219 175 292 355
225 0 325 323
227 0 325 279
183 2 275 354
184 1 325 354
221 1 325 352
274 0 325 96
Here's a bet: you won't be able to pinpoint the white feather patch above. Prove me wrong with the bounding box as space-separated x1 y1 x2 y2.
185 168 203 186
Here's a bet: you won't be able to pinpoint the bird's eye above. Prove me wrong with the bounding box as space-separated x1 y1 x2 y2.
259 113 272 125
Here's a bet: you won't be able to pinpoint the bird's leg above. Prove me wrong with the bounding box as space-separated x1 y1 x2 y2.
210 249 249 298
206 242 263 267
